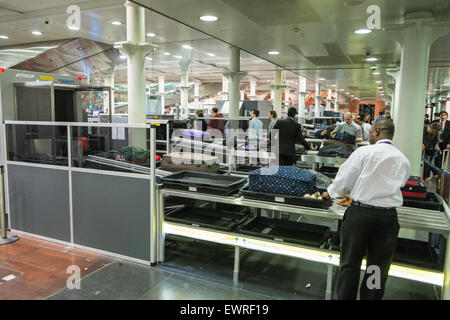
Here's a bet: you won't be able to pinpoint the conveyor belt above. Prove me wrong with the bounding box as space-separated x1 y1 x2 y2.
161 188 450 235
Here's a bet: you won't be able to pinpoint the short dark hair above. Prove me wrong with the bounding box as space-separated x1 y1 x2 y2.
442 111 448 116
252 109 260 117
434 112 440 116
430 122 441 132
356 115 364 122
379 111 384 116
269 110 277 118
212 107 219 113
287 107 297 118
425 114 430 118
374 119 395 139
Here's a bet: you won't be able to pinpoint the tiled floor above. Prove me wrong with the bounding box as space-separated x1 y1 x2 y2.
0 234 440 300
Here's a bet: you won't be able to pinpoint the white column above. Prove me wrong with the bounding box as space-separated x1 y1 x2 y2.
284 87 290 106
386 12 450 176
115 2 156 125
240 89 245 101
387 68 400 126
194 79 201 109
297 76 309 120
270 69 285 116
314 83 322 118
334 89 339 112
179 59 191 118
224 46 247 129
114 1 157 147
158 75 165 115
326 89 332 110
249 76 257 100
221 76 229 101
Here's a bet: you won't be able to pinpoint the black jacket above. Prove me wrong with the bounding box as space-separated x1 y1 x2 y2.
272 118 310 156
440 120 450 150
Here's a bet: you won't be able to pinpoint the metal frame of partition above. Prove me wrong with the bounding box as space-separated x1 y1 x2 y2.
3 120 159 264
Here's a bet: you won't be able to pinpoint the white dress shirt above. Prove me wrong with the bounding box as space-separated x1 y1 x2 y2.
327 139 411 208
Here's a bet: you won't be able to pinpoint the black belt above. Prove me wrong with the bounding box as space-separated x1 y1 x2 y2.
352 201 395 211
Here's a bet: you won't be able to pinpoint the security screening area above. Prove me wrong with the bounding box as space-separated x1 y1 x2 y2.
0 0 449 304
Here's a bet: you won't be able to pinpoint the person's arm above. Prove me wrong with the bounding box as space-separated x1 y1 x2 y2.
325 148 364 199
354 124 363 142
296 124 311 150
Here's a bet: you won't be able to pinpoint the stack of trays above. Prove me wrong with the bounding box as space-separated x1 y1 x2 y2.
161 171 247 196
240 186 331 209
165 206 249 232
238 217 331 248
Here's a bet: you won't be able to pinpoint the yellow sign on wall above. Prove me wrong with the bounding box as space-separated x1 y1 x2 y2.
40 76 54 81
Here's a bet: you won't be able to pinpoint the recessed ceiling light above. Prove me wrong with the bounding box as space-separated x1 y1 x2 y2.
331 84 337 87
32 31 42 36
355 29 372 34
346 92 350 94
366 57 378 62
164 52 171 56
268 51 279 55
146 33 156 37
345 0 364 6
267 80 270 82
444 84 450 86
318 78 326 81
0 35 8 39
173 55 182 59
182 45 192 49
376 81 382 83
340 89 344 91
200 15 218 22
206 53 215 57
112 21 122 25
68 26 80 31
120 55 126 60
372 72 380 75
145 57 152 61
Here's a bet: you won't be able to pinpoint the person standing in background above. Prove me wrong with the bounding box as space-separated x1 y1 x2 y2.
248 109 264 140
268 110 278 133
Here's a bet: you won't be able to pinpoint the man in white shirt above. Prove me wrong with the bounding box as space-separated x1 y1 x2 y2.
323 119 410 300
248 109 263 140
355 116 372 141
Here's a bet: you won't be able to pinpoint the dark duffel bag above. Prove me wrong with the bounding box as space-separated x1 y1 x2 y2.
318 143 354 158
249 166 316 197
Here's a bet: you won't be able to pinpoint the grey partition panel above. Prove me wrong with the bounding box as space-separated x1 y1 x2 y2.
72 172 150 261
7 164 70 241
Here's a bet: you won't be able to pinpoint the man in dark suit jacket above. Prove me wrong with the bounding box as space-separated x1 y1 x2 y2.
272 107 313 166
439 111 450 151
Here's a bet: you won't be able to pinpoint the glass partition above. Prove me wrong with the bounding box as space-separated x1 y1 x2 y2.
6 124 69 166
71 125 151 174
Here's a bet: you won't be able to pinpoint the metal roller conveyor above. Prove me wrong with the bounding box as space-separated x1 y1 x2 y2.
86 155 172 177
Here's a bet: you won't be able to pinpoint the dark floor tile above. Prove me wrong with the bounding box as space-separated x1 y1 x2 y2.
139 274 271 300
47 261 172 300
384 276 438 300
158 239 253 288
240 255 329 300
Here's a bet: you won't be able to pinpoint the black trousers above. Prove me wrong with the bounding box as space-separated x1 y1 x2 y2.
279 154 297 166
337 205 400 300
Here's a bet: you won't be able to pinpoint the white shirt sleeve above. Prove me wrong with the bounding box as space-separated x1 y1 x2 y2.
327 148 365 199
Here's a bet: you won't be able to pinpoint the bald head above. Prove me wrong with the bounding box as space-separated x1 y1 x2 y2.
369 119 395 144
344 112 353 125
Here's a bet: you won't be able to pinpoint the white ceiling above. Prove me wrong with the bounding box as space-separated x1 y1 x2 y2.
0 0 449 102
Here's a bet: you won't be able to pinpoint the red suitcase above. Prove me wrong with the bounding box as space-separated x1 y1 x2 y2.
401 176 427 199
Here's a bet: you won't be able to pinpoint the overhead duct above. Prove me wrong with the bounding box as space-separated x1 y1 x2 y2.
8 38 121 78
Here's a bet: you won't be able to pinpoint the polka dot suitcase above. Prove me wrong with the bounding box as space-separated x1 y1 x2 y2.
248 166 316 197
